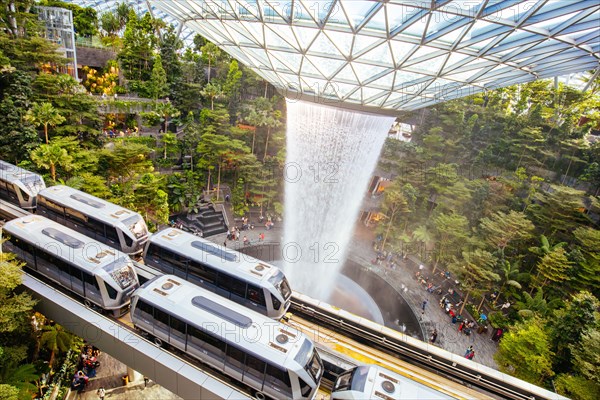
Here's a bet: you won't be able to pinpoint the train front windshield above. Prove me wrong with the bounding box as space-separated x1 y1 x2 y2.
268 269 291 300
20 175 45 194
123 215 147 239
332 366 369 392
105 259 138 289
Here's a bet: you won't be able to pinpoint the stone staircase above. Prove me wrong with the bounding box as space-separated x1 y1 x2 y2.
177 205 228 237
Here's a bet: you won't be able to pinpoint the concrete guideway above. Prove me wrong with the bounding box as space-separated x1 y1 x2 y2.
22 273 250 400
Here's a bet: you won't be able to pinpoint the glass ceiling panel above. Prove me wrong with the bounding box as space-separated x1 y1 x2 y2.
61 0 599 113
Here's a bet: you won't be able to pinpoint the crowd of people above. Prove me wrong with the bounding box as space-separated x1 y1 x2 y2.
71 345 101 394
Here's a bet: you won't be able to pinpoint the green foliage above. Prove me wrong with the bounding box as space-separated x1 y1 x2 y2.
554 374 600 400
548 291 600 373
571 327 600 385
0 68 39 161
479 210 535 256
0 253 36 333
148 54 168 100
25 101 66 144
494 318 555 385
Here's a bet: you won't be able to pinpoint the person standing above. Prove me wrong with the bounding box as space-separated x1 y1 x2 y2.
466 350 475 360
429 329 438 344
464 345 473 357
422 300 428 312
96 387 106 400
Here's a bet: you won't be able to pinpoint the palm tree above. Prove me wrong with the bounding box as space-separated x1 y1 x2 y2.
161 133 177 159
0 363 38 398
514 288 561 318
40 323 73 368
25 102 66 144
201 82 224 111
495 260 525 305
154 101 181 135
30 143 73 182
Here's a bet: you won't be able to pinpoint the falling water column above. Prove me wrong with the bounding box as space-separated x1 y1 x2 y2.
283 100 395 300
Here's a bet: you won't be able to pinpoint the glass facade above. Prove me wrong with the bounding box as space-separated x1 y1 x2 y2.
37 6 79 80
63 1 600 111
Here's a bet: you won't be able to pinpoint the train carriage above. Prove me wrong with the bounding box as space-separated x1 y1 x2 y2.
144 228 291 319
332 364 453 400
36 185 149 255
2 215 139 316
131 275 323 399
0 160 46 209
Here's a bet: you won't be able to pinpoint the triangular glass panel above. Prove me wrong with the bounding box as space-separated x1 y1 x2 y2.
323 5 353 31
239 21 264 44
278 72 301 87
352 35 382 57
362 5 387 33
442 69 480 82
407 55 446 74
387 3 422 33
389 40 417 64
352 62 388 84
402 16 428 38
330 82 359 98
334 63 358 83
294 0 318 24
268 52 294 73
369 71 396 89
271 51 303 74
244 48 272 69
224 23 261 46
236 2 261 21
362 87 385 102
300 76 329 94
441 52 473 74
410 45 444 62
291 25 319 51
264 26 298 51
341 2 378 29
384 91 412 108
310 31 342 56
312 57 346 79
301 57 323 77
394 71 425 86
358 42 394 66
325 30 355 58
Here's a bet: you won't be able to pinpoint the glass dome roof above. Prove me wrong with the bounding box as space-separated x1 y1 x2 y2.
65 1 600 112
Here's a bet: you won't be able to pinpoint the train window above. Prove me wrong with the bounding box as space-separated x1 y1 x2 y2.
106 227 118 242
88 218 106 236
217 273 233 290
154 308 169 330
122 233 133 247
39 197 65 214
265 364 292 396
188 261 216 284
65 207 87 223
135 299 153 318
83 272 100 290
299 379 311 397
104 282 118 300
230 277 246 298
226 345 245 372
247 285 266 307
147 244 160 258
190 326 225 356
271 294 281 311
244 354 267 383
169 316 186 335
21 191 30 202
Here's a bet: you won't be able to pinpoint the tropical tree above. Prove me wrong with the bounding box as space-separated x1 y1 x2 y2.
25 102 65 144
200 41 222 83
448 249 500 313
380 179 410 250
535 246 573 289
479 210 535 258
431 212 470 273
149 54 168 100
572 227 600 294
39 323 73 368
201 82 224 111
154 101 181 134
0 252 36 334
197 133 251 201
514 288 560 318
161 132 177 159
548 291 600 373
494 318 555 385
30 142 73 182
494 260 524 305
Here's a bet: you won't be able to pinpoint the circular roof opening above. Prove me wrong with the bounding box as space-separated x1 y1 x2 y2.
162 282 174 290
381 381 395 394
255 265 265 272
275 334 288 344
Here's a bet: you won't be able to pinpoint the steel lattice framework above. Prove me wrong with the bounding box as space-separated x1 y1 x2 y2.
67 1 600 112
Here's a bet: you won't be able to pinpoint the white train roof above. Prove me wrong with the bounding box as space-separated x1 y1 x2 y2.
360 364 453 400
0 160 46 189
135 274 307 365
39 185 144 227
2 215 131 273
150 228 282 284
